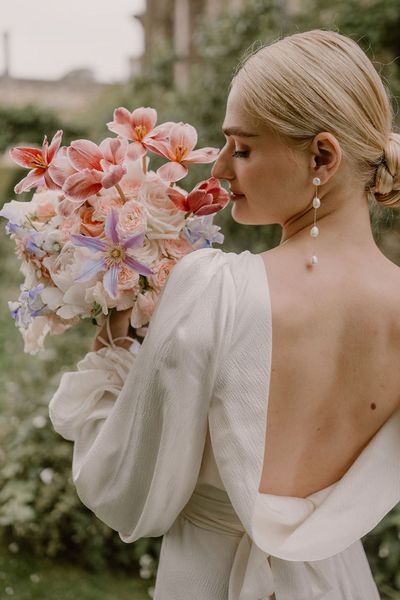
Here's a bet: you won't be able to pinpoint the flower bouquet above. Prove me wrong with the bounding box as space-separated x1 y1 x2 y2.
0 107 229 354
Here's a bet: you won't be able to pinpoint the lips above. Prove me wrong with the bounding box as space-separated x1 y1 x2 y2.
229 189 245 199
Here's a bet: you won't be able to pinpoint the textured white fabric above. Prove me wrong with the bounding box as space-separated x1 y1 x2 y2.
49 247 391 600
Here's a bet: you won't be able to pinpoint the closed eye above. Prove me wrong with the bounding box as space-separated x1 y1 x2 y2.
232 150 250 158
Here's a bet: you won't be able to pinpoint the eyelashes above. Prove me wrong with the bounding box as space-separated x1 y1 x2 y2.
231 150 250 158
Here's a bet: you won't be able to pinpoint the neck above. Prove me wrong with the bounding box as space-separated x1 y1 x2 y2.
279 189 380 259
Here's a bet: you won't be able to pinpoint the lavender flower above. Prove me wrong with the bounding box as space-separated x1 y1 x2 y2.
183 215 224 249
9 284 48 329
70 208 155 298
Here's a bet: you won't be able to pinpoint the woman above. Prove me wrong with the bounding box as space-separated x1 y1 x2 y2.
49 29 400 599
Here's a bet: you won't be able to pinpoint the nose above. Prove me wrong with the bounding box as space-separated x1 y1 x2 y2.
211 146 235 182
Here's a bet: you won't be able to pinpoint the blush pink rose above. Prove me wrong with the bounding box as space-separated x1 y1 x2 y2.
33 202 57 222
117 200 147 239
131 289 159 328
91 193 124 221
118 264 140 290
148 258 177 292
159 237 194 259
59 212 81 241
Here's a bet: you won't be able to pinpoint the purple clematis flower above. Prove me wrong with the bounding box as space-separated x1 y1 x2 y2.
70 208 154 298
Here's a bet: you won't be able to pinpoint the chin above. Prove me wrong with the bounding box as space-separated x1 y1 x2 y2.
231 205 274 226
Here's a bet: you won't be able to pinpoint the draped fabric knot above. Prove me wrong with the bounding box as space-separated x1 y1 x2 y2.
181 483 333 600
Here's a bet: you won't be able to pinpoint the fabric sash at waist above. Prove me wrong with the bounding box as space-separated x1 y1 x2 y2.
179 482 334 600
181 482 245 537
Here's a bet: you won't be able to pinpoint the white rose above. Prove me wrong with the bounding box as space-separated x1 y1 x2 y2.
128 238 162 269
138 177 185 240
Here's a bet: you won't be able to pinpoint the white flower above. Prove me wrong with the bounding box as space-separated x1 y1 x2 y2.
35 230 63 254
129 238 162 269
39 468 54 485
20 313 69 355
20 261 41 290
139 554 155 568
139 567 153 579
85 282 115 315
42 244 94 319
32 415 47 429
138 175 185 240
21 317 52 355
0 190 60 226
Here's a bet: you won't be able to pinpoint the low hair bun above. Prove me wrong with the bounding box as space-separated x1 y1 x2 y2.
372 132 400 207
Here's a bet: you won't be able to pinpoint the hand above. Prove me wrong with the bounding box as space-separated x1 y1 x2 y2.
93 308 133 351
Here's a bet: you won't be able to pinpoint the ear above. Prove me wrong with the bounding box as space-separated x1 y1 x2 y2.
309 132 342 185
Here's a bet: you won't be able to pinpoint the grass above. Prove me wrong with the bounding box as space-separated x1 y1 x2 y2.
0 548 152 600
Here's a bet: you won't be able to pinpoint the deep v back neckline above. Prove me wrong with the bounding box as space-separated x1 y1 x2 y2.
249 250 400 502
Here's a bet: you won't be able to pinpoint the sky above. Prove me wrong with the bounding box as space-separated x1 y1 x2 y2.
1 0 146 83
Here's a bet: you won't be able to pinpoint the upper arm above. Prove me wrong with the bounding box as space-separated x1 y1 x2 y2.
50 248 237 540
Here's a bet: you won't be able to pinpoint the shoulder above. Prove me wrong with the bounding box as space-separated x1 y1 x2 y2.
171 247 230 276
165 247 237 292
171 247 255 281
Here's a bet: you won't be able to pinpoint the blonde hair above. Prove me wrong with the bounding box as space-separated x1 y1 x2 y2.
233 29 400 207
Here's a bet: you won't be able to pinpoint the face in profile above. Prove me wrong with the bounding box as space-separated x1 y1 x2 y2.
211 83 313 227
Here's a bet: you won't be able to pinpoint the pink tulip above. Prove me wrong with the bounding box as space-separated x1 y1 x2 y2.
10 130 63 193
61 137 128 201
145 123 220 183
48 147 78 188
107 107 173 161
167 177 229 216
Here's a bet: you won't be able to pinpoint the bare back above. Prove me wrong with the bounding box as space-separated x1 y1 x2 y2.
258 247 400 498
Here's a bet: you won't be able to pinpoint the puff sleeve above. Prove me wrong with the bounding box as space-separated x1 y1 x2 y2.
48 248 236 542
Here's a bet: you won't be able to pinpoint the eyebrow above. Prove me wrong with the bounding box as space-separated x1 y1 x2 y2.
222 126 259 137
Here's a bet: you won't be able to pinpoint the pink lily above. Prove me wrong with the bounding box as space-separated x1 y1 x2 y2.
167 177 229 216
107 107 174 161
144 123 220 183
70 208 154 298
62 138 128 201
10 130 63 193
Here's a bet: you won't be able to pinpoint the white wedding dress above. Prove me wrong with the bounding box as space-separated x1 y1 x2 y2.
49 247 399 599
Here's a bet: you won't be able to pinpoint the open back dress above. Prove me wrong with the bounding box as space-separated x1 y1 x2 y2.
49 247 399 599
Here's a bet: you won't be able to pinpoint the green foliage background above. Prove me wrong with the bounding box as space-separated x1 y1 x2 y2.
1 1 400 598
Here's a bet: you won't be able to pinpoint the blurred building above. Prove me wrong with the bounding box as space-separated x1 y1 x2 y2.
0 33 111 119
0 70 111 119
133 0 250 89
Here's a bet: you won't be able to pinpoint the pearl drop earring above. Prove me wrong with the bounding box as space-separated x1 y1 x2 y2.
310 177 321 265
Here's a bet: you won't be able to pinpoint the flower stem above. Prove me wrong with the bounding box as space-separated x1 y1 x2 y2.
142 155 147 175
25 216 40 231
115 183 127 203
